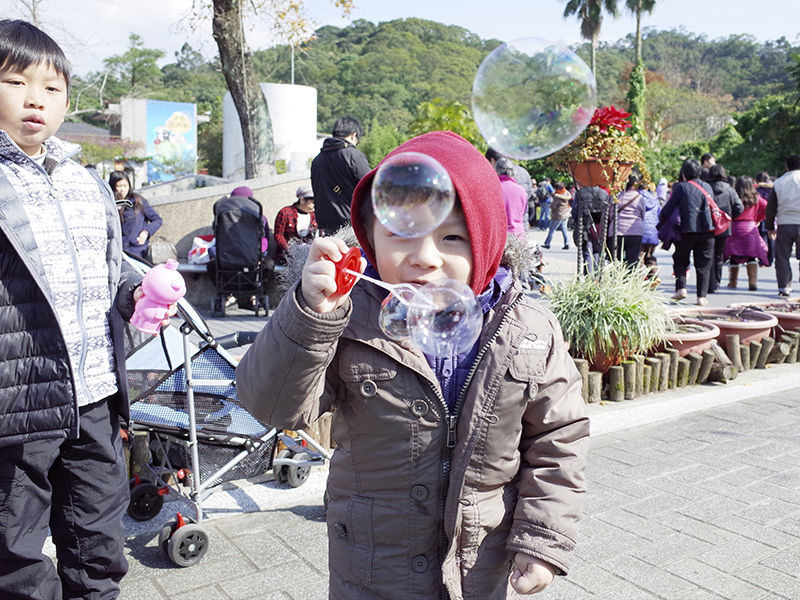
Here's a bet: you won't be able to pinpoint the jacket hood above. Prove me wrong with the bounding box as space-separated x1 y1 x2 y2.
351 131 507 296
320 137 349 152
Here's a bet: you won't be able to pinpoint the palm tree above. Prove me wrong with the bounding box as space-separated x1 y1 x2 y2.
626 0 656 64
562 0 619 75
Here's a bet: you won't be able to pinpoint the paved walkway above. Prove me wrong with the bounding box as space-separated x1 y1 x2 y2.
118 367 800 599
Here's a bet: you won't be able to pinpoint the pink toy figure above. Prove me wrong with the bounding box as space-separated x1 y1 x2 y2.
131 259 186 335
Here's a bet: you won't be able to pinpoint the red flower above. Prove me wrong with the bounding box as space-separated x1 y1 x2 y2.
589 105 633 133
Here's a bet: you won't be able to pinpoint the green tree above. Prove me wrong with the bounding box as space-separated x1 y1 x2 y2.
103 34 165 97
188 0 354 179
561 0 619 76
409 98 484 149
358 119 406 167
625 0 655 64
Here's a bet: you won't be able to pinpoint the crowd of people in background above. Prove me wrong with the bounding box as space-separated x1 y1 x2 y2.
484 146 800 302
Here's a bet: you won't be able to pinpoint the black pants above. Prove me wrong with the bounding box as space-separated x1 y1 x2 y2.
672 231 715 298
0 398 129 599
607 235 642 268
710 234 728 293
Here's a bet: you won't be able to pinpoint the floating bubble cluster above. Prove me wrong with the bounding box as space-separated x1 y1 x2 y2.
371 152 455 238
472 37 597 160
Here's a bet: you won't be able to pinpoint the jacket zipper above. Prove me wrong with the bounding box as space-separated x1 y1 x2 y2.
435 290 524 598
45 165 94 404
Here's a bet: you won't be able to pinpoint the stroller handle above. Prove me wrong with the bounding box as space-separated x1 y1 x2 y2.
215 331 260 349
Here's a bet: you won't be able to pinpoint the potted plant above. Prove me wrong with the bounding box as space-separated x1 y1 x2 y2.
549 261 671 372
549 105 650 195
656 316 720 357
671 307 778 346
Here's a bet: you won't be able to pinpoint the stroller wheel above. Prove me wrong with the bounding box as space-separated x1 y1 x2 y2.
274 449 292 483
167 523 209 567
159 523 174 555
128 482 164 521
287 452 311 488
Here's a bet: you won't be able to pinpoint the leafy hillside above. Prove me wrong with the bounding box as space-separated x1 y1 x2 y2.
68 18 799 177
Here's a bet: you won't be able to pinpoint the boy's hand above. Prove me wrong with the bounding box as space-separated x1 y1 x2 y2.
510 553 555 595
301 237 365 313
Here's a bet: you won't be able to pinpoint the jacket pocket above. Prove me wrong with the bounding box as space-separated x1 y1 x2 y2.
345 495 375 585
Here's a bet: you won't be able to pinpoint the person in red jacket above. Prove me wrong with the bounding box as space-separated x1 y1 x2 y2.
273 184 318 263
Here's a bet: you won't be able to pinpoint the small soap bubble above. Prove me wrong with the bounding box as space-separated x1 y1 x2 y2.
371 152 455 238
378 290 414 342
472 37 597 160
408 280 482 356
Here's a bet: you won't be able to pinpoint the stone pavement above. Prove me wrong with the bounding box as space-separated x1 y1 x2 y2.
118 363 800 599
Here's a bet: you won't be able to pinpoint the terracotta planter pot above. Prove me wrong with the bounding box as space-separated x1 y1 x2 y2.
728 301 800 335
656 317 720 357
671 307 778 346
568 158 634 190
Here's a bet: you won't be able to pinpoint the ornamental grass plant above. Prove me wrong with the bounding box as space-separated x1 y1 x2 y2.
548 261 671 372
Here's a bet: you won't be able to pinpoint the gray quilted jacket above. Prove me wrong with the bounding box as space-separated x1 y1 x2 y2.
0 134 139 446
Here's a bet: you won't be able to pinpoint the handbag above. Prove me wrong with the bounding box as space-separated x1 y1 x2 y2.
145 236 178 264
689 180 731 236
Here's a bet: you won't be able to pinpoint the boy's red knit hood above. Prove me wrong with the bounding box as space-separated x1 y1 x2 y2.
351 131 507 296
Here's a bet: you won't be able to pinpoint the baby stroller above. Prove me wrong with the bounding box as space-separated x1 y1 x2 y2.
123 254 329 567
209 194 273 317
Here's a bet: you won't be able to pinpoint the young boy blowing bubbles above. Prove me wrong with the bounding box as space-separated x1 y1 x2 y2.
238 131 589 599
0 20 171 598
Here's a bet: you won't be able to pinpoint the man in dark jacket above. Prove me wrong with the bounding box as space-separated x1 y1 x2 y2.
310 117 371 235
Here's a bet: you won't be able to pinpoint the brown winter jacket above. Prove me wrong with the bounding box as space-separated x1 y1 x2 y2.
551 191 572 221
237 277 589 600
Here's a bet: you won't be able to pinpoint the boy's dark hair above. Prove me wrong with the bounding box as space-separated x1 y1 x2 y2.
755 171 771 183
708 164 727 182
332 117 363 139
484 147 503 163
786 155 800 171
644 255 658 267
0 19 70 92
680 159 702 182
700 152 715 165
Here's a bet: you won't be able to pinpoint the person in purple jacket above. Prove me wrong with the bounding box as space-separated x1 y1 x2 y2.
109 170 163 258
607 174 646 267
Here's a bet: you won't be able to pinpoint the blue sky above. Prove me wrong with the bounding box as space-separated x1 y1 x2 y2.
3 0 799 75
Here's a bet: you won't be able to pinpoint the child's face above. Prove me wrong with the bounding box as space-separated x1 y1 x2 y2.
0 63 69 156
371 205 473 288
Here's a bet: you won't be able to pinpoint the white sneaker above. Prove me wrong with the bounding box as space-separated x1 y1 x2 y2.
671 289 688 300
696 297 708 306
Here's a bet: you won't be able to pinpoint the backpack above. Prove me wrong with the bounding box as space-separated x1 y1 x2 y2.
536 185 550 202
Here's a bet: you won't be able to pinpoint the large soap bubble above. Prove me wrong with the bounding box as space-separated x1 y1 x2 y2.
371 152 455 238
472 37 596 160
408 279 482 355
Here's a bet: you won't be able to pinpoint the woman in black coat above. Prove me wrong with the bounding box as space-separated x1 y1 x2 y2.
659 159 716 305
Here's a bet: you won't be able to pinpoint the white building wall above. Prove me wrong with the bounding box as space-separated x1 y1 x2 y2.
223 83 318 181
